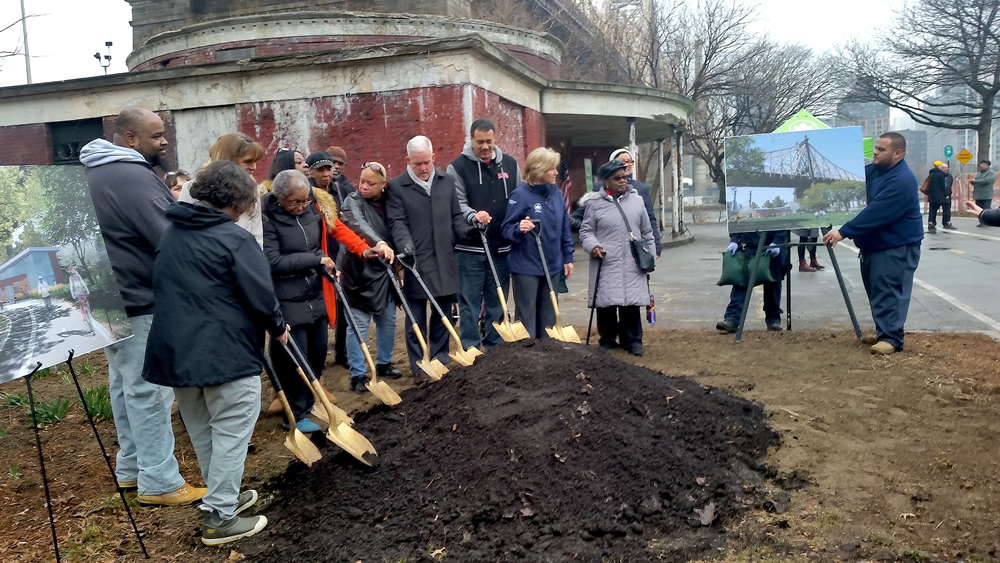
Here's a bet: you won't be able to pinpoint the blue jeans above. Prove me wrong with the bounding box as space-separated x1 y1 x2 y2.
105 314 184 495
860 242 920 349
457 251 511 350
345 294 397 378
175 376 260 522
724 282 782 325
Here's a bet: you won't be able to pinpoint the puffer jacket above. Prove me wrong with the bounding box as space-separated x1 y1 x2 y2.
579 188 653 308
261 192 328 327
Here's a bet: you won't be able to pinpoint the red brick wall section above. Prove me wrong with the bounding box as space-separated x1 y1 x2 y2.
0 124 52 165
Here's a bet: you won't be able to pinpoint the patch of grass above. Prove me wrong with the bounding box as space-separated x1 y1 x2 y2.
61 374 73 386
26 398 71 425
80 384 113 422
84 493 139 515
863 531 895 548
0 427 6 439
0 392 29 409
903 550 930 562
78 360 97 377
9 465 21 480
61 516 118 560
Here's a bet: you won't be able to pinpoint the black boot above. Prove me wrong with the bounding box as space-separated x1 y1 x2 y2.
376 363 403 379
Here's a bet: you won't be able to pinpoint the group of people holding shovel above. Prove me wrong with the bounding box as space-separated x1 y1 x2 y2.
82 107 659 547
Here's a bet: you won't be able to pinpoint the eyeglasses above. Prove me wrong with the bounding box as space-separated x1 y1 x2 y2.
363 162 387 178
609 175 629 182
163 170 189 179
284 198 314 208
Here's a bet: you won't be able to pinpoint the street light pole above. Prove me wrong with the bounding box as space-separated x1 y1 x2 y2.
20 0 31 84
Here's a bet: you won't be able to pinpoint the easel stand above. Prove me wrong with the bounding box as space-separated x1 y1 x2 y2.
734 228 863 343
23 351 149 563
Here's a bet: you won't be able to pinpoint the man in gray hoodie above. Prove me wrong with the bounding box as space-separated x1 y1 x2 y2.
80 107 206 506
973 160 995 227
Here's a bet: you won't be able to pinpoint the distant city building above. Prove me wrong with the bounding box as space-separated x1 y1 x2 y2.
836 98 890 139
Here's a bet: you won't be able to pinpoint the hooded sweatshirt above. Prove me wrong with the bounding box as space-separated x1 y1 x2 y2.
143 202 284 388
80 138 173 316
447 142 521 254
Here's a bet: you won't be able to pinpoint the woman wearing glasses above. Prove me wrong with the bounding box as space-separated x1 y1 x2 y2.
578 159 654 356
261 170 384 431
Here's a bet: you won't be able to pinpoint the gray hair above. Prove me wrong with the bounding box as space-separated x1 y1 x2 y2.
272 169 310 199
406 135 433 156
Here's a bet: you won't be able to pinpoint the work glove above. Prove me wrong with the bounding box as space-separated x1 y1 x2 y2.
765 243 780 257
726 242 738 255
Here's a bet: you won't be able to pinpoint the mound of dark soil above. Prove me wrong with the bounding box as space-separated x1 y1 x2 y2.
243 339 780 562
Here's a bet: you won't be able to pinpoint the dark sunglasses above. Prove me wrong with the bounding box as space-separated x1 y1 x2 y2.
164 170 189 178
363 162 387 178
608 174 629 182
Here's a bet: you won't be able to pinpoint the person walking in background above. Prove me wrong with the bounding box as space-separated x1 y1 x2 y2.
824 132 923 356
340 161 401 392
447 118 521 351
973 160 995 227
143 161 288 546
500 147 574 339
579 159 653 355
38 277 53 313
68 264 91 325
387 135 471 382
926 161 955 233
794 228 824 272
81 106 206 506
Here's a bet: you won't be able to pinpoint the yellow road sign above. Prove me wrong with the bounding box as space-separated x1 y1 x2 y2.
957 149 974 164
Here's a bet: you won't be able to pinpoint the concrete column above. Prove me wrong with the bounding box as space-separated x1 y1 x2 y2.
657 137 666 229
628 117 637 166
671 131 680 236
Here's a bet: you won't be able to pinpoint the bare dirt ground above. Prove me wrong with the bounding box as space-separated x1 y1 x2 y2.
2 327 1000 562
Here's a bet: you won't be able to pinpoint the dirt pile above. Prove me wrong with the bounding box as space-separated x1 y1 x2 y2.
243 339 780 562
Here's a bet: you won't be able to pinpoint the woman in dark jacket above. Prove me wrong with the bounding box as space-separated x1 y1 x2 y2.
501 147 575 338
927 162 955 233
143 160 288 546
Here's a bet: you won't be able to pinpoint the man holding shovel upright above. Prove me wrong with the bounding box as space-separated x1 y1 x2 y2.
823 132 923 356
447 118 521 351
81 106 206 506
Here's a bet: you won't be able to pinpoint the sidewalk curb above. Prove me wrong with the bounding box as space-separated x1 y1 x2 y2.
662 234 695 250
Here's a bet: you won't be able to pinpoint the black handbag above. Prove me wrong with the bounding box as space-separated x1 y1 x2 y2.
612 198 655 273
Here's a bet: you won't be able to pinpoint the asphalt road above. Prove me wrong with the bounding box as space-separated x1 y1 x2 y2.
558 215 1000 338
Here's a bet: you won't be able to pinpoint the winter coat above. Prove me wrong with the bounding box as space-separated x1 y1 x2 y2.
973 169 996 200
261 191 329 327
341 190 394 314
570 191 602 233
628 178 663 256
926 167 951 205
387 168 471 299
446 142 521 254
840 160 924 253
501 182 575 277
143 202 285 388
980 208 1000 226
579 188 653 308
81 138 173 317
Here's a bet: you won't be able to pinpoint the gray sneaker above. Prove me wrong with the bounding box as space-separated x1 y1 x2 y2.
202 513 268 546
235 490 258 516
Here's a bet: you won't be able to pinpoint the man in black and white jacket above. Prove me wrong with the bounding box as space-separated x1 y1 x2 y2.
446 118 522 350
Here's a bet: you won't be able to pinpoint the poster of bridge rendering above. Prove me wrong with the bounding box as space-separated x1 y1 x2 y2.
724 126 866 234
0 166 132 385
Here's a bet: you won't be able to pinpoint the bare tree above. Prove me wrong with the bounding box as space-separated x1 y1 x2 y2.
838 0 1000 162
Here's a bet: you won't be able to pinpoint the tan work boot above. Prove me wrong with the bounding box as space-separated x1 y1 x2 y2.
870 341 897 355
138 482 208 506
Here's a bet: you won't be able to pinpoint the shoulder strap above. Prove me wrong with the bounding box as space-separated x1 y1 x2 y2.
612 197 637 241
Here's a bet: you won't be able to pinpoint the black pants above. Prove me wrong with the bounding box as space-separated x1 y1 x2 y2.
797 236 817 261
334 306 348 365
977 199 992 224
596 306 642 350
929 201 951 226
270 317 328 422
511 273 557 339
403 295 455 375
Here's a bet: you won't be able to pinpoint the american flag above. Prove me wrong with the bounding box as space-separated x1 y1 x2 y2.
558 158 572 211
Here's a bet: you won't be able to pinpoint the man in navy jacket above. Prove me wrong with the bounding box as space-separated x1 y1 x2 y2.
824 132 923 355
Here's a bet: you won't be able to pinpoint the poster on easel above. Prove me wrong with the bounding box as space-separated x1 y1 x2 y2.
724 126 866 234
0 165 132 384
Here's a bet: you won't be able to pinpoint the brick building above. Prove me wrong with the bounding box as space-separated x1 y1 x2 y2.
0 1 692 214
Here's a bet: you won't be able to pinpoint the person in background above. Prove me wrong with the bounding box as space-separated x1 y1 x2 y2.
608 148 662 257
824 132 923 356
38 277 53 313
973 160 995 227
260 148 307 194
179 133 266 247
579 159 653 355
81 106 206 506
926 160 955 233
68 264 90 323
387 135 471 382
794 228 824 272
163 170 190 200
340 162 400 392
325 146 355 210
500 147 574 339
143 160 288 546
446 117 521 351
715 230 790 334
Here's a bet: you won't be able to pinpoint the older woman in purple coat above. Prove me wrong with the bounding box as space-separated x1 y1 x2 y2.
579 159 654 356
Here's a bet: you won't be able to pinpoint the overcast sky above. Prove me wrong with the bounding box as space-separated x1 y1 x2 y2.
0 0 897 88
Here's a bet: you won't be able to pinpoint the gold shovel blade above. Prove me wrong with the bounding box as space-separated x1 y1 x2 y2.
326 422 378 466
546 325 582 343
416 358 445 381
493 320 530 342
284 429 322 467
449 346 482 366
366 379 402 406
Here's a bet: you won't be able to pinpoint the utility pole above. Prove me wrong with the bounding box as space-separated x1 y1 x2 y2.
19 0 31 84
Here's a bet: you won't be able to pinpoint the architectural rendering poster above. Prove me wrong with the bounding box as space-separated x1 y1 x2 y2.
0 165 132 385
724 126 866 234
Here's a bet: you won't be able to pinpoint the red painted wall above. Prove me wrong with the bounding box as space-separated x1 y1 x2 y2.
0 124 52 165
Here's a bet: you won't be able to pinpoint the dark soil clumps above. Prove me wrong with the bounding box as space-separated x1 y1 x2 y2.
243 339 780 561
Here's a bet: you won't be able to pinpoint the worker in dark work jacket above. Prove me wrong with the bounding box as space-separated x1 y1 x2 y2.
446 118 522 350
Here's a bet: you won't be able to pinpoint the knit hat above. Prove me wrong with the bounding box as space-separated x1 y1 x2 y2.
325 146 348 163
609 148 632 162
598 159 627 180
306 151 334 170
